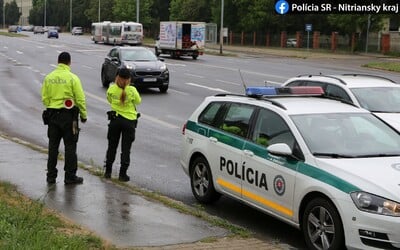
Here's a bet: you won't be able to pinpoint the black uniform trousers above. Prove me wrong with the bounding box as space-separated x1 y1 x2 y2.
46 109 79 181
105 115 137 170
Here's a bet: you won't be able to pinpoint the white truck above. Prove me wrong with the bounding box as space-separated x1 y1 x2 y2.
155 21 205 60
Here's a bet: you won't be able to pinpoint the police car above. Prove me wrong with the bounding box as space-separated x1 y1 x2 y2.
283 74 400 131
180 86 400 250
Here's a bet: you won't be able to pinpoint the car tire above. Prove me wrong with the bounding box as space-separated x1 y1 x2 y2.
302 197 345 250
192 55 198 60
159 85 168 93
189 156 221 204
101 69 110 88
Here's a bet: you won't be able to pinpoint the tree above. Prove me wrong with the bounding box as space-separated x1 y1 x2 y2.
84 0 115 23
170 0 211 22
5 0 21 25
0 0 3 28
112 0 153 27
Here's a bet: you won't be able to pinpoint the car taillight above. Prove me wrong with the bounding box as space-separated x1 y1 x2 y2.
182 123 186 135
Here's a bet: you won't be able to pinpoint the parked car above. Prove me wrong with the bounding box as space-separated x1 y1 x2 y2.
8 25 18 33
71 26 83 35
180 86 400 250
33 26 45 34
47 29 59 39
286 38 297 47
101 46 169 93
283 74 400 131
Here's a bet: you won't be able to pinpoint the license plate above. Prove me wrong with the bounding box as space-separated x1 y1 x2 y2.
143 78 157 82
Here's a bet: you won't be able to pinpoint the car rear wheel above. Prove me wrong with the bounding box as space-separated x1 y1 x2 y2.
302 197 345 250
101 70 110 88
190 156 220 204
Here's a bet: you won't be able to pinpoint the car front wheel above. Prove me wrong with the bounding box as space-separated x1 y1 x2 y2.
159 85 168 93
302 197 345 250
190 156 220 204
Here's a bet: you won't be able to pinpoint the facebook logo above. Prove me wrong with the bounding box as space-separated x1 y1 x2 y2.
275 0 289 14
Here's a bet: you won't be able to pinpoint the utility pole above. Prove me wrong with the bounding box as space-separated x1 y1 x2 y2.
136 0 139 23
219 0 224 54
70 0 72 31
98 0 100 22
44 0 46 27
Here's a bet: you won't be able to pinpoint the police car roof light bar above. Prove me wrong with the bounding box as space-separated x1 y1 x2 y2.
245 86 324 97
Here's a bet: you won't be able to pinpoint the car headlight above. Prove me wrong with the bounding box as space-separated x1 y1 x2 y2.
125 65 135 70
351 191 400 217
159 64 167 71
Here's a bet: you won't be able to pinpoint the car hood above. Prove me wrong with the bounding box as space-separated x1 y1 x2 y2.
124 61 164 70
313 157 400 201
374 112 400 132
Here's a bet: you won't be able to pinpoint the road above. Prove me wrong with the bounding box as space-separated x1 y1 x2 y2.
1 31 399 249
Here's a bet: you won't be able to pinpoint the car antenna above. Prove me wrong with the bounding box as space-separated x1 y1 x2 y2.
238 69 247 91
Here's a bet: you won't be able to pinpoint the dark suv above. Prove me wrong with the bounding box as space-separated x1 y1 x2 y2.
101 46 169 93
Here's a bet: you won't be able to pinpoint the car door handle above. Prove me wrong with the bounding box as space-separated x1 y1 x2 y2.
209 137 218 143
243 149 254 157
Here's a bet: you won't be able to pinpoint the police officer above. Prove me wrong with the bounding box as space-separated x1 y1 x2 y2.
104 67 141 182
41 52 87 185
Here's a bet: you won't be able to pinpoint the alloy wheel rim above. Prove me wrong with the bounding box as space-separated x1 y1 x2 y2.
307 206 335 250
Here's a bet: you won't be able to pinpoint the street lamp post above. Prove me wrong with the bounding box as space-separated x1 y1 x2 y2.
3 1 5 29
44 0 46 27
136 0 139 23
98 0 100 22
70 0 72 31
219 0 224 54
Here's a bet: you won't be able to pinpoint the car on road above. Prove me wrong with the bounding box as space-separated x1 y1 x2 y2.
8 25 18 33
180 86 400 250
283 74 400 131
47 29 59 39
286 38 297 47
101 46 169 93
71 26 83 35
33 26 45 34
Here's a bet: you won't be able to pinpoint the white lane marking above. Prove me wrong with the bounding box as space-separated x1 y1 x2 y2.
82 65 93 69
50 64 57 68
76 49 108 52
184 73 204 78
185 82 228 93
16 51 23 54
36 46 44 49
169 89 190 95
84 92 179 129
3 46 8 49
166 63 186 67
216 79 240 86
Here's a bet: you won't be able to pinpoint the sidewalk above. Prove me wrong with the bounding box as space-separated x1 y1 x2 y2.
0 133 288 250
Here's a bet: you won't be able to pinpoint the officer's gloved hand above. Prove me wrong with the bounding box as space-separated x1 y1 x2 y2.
81 117 87 123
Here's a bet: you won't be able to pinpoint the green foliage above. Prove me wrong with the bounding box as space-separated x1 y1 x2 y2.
170 0 211 22
5 0 21 25
112 0 153 26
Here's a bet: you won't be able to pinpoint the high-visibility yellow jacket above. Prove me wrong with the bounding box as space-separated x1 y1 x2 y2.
107 83 141 120
41 63 87 119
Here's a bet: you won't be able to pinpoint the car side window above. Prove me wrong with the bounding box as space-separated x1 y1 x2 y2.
109 49 119 59
220 103 255 138
286 80 306 86
252 109 295 150
325 84 352 103
198 102 223 126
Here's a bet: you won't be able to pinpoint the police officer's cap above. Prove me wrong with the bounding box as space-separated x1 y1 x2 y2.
117 67 131 79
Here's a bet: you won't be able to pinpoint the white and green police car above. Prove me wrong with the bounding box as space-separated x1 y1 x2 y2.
180 86 400 250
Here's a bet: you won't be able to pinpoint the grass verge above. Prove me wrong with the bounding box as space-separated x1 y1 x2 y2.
363 61 400 73
0 31 28 37
0 181 115 249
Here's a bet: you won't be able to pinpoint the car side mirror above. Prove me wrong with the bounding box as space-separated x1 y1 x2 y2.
158 58 164 62
111 57 120 63
267 143 292 156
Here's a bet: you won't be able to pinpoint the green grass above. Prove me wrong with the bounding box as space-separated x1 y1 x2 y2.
0 31 28 37
363 61 400 73
0 181 114 250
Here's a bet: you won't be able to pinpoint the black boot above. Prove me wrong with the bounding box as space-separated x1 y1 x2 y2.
119 166 130 182
104 165 112 179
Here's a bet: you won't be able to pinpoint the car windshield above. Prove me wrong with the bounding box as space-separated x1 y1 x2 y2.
291 113 400 158
121 49 157 61
351 87 400 112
